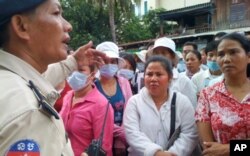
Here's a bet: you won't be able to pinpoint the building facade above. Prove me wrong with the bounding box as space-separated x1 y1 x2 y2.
124 0 250 51
132 0 210 16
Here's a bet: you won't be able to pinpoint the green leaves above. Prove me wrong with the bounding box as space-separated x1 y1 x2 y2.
60 0 170 49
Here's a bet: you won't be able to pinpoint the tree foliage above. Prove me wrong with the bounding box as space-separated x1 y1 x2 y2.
143 8 171 37
60 0 169 48
116 14 151 43
61 0 111 49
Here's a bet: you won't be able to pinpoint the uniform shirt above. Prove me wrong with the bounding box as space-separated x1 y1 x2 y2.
0 49 76 156
124 87 198 156
195 81 250 143
208 75 224 86
60 85 114 156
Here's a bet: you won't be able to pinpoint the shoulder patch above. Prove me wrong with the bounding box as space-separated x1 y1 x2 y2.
5 139 40 156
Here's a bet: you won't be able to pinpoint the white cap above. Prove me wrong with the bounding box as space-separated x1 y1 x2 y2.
136 50 147 63
96 41 125 68
152 37 176 55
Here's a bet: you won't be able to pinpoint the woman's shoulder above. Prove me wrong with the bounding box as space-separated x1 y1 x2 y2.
200 81 223 95
116 75 129 83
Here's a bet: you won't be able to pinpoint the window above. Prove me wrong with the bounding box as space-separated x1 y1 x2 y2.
144 1 148 14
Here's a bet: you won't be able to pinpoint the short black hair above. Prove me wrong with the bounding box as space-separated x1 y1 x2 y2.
214 32 227 40
185 50 202 61
0 22 9 47
183 42 198 50
205 40 219 55
121 53 137 72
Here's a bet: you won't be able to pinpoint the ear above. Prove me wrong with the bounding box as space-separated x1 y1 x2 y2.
10 15 31 40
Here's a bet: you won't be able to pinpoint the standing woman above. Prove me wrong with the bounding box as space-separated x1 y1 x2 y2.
60 64 114 156
181 50 202 79
195 32 250 156
118 53 137 94
95 42 133 156
124 56 198 156
0 0 107 155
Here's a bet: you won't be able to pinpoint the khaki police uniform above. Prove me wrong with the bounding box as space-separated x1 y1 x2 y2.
0 49 77 156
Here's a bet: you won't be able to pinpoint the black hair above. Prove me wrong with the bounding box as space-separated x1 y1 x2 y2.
205 40 219 55
214 32 227 40
144 55 173 78
218 32 250 54
119 52 127 57
183 42 198 50
0 22 10 47
121 53 137 72
185 50 202 61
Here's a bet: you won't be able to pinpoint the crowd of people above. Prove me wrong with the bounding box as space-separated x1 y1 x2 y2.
0 0 249 156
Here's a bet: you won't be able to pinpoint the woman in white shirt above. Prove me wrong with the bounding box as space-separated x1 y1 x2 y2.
124 56 198 156
181 50 202 79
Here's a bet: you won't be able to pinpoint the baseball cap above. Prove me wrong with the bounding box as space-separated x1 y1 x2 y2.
0 0 45 26
152 37 176 55
96 41 125 68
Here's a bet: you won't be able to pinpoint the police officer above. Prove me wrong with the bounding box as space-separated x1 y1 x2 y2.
0 0 105 155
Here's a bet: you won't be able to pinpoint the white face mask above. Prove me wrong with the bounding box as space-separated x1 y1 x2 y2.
118 69 135 80
99 64 119 78
67 71 89 91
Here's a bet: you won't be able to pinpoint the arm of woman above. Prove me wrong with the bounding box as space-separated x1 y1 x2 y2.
196 121 215 149
123 96 163 156
195 89 230 156
195 88 215 148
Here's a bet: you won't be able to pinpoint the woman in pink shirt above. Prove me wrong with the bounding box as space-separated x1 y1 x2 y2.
95 41 133 156
60 64 114 156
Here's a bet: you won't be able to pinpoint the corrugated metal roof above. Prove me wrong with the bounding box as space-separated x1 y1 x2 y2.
159 2 214 20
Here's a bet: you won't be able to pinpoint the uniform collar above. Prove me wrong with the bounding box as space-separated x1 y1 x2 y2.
0 49 59 104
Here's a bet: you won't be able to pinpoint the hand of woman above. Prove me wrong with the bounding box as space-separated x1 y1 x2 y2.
202 142 229 156
154 150 177 156
80 152 88 156
73 41 107 67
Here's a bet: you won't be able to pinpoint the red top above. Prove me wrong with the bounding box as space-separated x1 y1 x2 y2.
195 80 250 143
54 82 71 112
